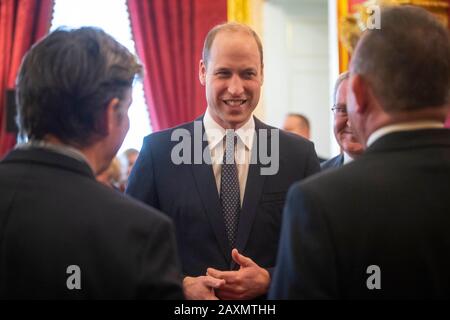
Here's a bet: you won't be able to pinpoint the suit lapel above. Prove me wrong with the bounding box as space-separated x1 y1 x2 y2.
234 118 268 260
189 116 275 268
189 119 231 263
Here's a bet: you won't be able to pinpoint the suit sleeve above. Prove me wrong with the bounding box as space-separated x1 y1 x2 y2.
137 216 184 300
269 182 339 299
126 136 159 208
304 142 321 178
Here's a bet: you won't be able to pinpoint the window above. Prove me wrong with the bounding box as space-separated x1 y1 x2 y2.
51 0 151 154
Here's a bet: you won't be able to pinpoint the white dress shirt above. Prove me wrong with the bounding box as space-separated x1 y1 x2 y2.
343 151 354 165
203 108 255 205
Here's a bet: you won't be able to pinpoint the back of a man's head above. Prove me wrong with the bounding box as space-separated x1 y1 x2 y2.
16 27 142 147
351 5 450 113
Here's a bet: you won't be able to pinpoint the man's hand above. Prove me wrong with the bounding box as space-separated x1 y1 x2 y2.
207 249 271 300
183 275 226 300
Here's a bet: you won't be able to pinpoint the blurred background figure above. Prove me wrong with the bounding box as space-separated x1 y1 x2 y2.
123 148 139 179
283 113 310 139
283 113 327 162
120 148 139 190
96 157 122 190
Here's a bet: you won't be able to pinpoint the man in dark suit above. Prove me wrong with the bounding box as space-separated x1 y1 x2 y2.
127 22 320 300
270 5 450 299
321 72 363 170
0 28 183 299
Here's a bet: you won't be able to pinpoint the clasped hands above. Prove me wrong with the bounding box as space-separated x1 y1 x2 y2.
183 249 270 300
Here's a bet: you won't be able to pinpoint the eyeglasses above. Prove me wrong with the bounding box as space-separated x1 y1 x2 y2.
331 104 347 116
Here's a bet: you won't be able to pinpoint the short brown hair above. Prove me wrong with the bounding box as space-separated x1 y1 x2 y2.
350 5 450 112
202 22 264 68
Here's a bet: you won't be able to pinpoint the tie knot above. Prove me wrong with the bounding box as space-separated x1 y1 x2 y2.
225 129 237 144
224 130 237 165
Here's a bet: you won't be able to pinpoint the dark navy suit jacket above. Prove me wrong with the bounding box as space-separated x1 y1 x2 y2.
127 116 320 277
0 148 183 299
270 129 450 299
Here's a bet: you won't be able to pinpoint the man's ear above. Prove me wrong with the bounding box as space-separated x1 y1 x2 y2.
105 98 120 135
260 64 264 86
199 60 206 86
350 74 368 114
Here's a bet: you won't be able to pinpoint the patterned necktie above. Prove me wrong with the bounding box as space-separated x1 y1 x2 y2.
220 130 241 249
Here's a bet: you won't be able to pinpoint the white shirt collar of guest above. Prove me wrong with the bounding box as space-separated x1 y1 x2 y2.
203 107 255 151
366 121 444 147
343 151 354 165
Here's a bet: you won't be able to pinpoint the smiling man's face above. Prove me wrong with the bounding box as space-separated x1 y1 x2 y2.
334 78 364 156
199 29 263 129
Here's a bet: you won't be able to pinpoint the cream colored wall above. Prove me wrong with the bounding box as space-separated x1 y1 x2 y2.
228 0 266 120
249 0 266 120
263 0 332 158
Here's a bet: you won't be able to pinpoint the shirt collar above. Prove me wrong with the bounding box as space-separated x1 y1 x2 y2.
367 121 444 147
16 140 90 165
343 151 354 164
203 107 255 150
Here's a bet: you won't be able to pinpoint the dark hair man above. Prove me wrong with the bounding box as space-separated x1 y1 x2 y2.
127 22 320 300
321 72 364 170
270 6 450 299
0 27 183 299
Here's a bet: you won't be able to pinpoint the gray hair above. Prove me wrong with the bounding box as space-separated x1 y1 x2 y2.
350 5 450 112
333 71 350 105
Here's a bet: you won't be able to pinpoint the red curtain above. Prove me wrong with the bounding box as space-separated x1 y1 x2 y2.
447 0 450 128
0 0 54 158
127 0 227 131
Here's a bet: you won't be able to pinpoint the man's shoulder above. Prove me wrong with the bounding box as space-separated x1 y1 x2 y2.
94 185 171 226
0 154 172 229
255 117 314 149
143 120 199 146
295 158 363 194
60 169 173 227
279 129 314 148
